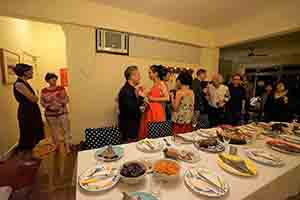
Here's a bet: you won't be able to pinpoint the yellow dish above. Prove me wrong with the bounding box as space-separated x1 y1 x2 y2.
217 153 257 177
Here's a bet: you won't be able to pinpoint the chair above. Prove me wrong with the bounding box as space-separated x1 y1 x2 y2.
85 127 122 149
147 121 173 138
198 114 210 129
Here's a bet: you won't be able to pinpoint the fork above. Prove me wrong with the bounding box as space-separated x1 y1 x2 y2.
87 166 104 178
163 138 171 147
196 171 226 193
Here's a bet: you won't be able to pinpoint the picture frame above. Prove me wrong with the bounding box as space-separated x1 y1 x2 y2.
0 48 20 84
22 51 38 84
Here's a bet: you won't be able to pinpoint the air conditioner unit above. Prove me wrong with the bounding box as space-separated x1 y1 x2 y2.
96 29 129 55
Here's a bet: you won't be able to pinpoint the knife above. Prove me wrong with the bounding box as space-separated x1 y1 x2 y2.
143 140 155 150
174 135 193 143
252 151 278 162
219 154 255 175
196 171 226 193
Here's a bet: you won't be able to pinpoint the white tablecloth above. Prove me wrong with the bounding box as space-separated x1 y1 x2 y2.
76 134 300 200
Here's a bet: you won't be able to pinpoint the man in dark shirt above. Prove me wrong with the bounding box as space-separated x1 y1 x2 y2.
118 66 144 142
227 74 246 125
191 69 207 128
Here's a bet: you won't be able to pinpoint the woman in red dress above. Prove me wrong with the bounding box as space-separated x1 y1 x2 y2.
139 65 170 139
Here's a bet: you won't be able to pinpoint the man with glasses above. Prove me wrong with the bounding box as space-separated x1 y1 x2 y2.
227 74 246 125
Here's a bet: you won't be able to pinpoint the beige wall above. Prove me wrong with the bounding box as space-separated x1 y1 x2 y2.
0 0 215 47
63 24 204 143
199 48 220 78
130 35 202 64
0 16 66 154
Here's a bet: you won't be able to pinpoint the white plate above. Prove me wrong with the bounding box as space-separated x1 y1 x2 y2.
245 148 284 167
95 146 124 162
171 135 195 145
78 165 120 192
176 148 201 163
280 135 300 144
196 129 218 138
194 141 225 153
185 167 229 197
136 139 164 153
270 146 300 155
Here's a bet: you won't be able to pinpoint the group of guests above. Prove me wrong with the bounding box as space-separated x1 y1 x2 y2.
12 62 294 161
259 81 291 122
118 64 297 143
192 71 246 128
118 65 245 143
118 65 195 142
13 63 71 162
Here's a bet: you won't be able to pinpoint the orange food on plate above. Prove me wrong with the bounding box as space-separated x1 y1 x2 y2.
153 160 179 176
267 139 300 153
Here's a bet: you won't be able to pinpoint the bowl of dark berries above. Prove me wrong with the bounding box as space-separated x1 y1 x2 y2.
119 161 147 184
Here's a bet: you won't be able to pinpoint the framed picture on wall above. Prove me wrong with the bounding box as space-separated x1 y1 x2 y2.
22 51 38 84
0 48 20 84
22 51 37 72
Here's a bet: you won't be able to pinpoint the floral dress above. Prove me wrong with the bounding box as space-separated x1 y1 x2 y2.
172 95 194 134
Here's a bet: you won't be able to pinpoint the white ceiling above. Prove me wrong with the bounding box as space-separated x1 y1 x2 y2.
95 0 283 31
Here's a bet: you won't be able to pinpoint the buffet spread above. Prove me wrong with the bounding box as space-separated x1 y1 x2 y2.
76 122 300 200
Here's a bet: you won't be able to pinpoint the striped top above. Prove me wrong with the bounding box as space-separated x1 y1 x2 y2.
40 86 69 117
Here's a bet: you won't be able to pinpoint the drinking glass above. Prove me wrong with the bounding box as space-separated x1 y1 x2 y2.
192 111 200 131
245 135 252 145
222 135 231 153
150 175 162 198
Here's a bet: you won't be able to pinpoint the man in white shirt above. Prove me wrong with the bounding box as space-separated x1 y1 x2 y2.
206 74 230 127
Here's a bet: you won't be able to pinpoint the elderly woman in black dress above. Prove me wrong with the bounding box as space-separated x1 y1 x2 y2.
13 63 44 160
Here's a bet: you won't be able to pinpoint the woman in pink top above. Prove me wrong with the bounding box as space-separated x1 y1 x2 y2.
40 73 71 154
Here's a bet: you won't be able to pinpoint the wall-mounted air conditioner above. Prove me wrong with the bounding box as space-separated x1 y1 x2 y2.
96 29 129 55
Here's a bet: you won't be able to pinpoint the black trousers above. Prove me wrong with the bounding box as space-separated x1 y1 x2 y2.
226 111 242 126
208 106 225 127
119 118 140 142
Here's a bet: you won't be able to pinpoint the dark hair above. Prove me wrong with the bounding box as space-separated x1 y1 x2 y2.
201 81 208 88
177 72 193 87
124 65 138 80
150 65 167 80
14 63 32 77
45 73 58 81
196 69 206 76
232 73 243 81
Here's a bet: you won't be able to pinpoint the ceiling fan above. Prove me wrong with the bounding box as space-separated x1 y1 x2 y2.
247 47 268 57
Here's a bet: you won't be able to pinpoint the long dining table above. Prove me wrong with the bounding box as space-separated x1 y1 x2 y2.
76 131 300 200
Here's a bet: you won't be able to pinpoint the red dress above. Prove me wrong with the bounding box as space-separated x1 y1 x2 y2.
139 83 165 139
